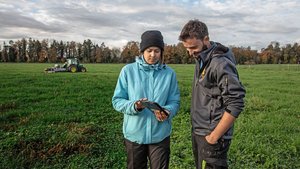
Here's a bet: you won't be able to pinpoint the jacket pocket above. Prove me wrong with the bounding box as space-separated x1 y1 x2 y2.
223 75 229 95
202 136 221 157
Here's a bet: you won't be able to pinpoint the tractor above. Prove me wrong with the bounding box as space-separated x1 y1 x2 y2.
44 58 87 73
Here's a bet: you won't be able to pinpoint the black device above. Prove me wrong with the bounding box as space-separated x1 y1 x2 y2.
140 101 169 117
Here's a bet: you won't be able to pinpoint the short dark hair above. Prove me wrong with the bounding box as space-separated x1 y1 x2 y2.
179 19 209 41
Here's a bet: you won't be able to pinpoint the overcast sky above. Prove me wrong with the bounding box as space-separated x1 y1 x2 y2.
0 0 299 50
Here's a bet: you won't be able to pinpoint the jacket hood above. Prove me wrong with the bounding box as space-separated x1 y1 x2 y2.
199 42 236 66
135 56 166 70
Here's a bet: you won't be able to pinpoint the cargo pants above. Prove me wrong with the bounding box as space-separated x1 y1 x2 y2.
192 133 231 169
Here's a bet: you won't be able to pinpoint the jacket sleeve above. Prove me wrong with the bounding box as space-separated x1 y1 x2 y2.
162 71 180 119
112 67 139 115
215 59 246 118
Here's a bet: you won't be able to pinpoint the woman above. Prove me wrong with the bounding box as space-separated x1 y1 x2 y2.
112 30 180 169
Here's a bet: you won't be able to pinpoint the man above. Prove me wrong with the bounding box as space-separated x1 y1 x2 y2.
179 19 246 169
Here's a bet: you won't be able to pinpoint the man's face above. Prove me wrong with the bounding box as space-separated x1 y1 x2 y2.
182 37 206 58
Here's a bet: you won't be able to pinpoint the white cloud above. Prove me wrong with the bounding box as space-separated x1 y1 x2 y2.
0 0 299 50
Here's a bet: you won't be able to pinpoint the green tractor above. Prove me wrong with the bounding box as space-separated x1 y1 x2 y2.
45 58 87 73
63 58 87 73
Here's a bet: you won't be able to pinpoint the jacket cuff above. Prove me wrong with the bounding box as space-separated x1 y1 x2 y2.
225 108 240 118
134 102 144 112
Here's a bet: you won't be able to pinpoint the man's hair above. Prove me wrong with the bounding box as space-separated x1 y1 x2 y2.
179 19 209 41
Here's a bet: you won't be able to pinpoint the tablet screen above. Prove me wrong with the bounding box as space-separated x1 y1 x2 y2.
140 101 169 116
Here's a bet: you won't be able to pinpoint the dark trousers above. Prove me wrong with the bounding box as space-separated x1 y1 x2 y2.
124 136 170 169
192 133 231 169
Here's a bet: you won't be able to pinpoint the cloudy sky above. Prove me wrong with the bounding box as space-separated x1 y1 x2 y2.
0 0 299 50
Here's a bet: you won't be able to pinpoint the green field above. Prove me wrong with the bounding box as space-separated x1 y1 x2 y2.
0 63 299 169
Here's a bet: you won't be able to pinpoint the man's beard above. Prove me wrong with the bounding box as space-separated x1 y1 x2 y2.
201 44 208 52
192 44 208 59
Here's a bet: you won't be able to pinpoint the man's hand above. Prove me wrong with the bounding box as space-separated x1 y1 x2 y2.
205 134 218 144
205 111 236 144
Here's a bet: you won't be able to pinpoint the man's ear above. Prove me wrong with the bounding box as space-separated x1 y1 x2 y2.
203 35 209 42
203 36 210 46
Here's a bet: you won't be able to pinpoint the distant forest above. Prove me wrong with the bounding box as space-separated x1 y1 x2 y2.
1 38 300 64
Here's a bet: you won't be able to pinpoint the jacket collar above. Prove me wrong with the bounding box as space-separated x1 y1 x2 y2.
198 41 217 65
136 56 165 70
198 41 230 65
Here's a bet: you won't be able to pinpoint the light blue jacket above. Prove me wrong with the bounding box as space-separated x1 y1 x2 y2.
112 56 180 144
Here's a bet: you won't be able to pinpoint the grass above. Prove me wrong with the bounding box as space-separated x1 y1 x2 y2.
0 63 299 169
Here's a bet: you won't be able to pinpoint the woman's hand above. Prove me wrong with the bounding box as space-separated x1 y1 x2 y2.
135 98 148 111
153 109 169 122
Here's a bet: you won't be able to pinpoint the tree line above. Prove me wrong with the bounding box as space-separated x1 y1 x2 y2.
1 38 300 64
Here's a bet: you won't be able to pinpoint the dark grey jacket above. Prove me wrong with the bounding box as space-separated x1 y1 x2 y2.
191 42 245 139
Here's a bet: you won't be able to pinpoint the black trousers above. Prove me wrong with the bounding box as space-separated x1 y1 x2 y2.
124 136 170 169
192 133 231 169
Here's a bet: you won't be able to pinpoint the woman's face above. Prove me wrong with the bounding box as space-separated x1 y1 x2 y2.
143 46 162 64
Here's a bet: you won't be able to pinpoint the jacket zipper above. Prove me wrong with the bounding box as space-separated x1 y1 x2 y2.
210 104 213 124
225 76 228 94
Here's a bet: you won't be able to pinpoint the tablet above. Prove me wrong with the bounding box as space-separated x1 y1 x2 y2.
140 101 169 116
